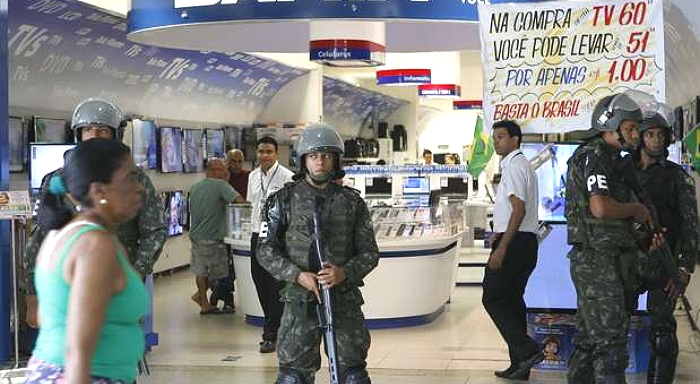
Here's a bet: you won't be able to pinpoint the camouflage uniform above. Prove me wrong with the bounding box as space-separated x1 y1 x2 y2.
634 157 699 383
566 137 639 384
24 167 166 294
256 179 379 382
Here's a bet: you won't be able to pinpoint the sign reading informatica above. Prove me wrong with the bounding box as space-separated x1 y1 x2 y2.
477 0 664 134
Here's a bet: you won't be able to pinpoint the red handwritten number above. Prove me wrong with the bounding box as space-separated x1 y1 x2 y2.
619 1 647 25
627 31 650 53
608 58 647 83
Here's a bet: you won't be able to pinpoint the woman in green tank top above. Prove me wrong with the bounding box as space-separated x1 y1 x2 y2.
27 138 148 384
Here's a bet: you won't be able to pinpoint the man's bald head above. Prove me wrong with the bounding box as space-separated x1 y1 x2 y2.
207 158 229 180
226 149 245 173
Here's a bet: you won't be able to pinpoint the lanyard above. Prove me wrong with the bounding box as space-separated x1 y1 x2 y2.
260 164 280 201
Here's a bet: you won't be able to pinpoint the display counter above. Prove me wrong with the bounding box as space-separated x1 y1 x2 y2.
224 203 464 329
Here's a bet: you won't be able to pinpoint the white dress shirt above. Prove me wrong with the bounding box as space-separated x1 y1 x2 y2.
247 161 294 232
493 149 539 233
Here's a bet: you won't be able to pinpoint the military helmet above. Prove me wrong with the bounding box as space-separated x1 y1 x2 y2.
294 123 345 181
71 97 126 141
296 123 344 162
639 102 675 152
591 93 643 132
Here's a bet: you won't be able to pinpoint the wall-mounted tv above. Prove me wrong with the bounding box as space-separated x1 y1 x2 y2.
224 126 240 151
33 117 68 143
132 119 158 169
29 143 76 190
183 129 204 173
9 117 25 172
158 127 183 173
205 128 225 160
166 190 184 236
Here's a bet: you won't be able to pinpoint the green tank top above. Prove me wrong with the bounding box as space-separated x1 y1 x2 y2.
33 221 148 383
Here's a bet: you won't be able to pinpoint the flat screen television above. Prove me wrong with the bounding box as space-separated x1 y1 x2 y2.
131 119 158 169
158 127 183 173
180 191 189 229
365 177 392 195
166 190 184 236
183 129 204 172
224 126 240 151
9 117 25 172
402 176 430 195
205 128 225 160
441 177 469 196
33 117 68 143
29 143 76 190
521 143 579 222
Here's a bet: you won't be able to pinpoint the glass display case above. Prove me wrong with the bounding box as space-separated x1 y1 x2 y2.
226 202 464 242
226 204 252 241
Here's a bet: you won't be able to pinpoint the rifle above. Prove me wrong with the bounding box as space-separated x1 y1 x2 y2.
619 157 683 292
309 197 340 384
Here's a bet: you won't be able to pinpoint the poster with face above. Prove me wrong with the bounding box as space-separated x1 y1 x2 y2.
183 129 204 173
159 127 183 173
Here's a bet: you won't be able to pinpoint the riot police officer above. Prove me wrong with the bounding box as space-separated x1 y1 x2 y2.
566 92 653 383
633 104 699 384
256 124 379 384
24 98 167 327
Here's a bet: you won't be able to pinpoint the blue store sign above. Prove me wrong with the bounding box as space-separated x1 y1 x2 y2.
130 0 492 33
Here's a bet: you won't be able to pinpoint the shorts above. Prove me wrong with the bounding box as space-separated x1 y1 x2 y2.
190 240 228 279
25 357 133 383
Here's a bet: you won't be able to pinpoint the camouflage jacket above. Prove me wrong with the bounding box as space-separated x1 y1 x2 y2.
23 167 166 294
256 179 379 304
634 158 699 272
565 137 637 250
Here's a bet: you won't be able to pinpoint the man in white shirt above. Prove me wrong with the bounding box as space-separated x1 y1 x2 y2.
247 136 294 353
482 120 542 381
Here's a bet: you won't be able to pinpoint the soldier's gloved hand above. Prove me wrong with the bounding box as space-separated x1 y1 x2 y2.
318 263 345 289
297 272 320 302
632 203 653 227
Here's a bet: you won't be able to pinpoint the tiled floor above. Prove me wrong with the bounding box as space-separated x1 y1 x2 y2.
136 272 700 383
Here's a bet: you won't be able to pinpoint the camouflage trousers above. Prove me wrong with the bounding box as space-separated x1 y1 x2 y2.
567 246 632 384
277 299 370 379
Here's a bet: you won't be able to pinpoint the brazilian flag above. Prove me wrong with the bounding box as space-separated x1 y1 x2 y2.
682 124 700 170
468 115 494 178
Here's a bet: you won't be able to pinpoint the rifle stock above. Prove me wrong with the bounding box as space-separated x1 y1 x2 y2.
310 205 341 384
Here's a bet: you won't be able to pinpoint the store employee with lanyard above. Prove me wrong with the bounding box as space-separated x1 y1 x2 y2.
247 136 294 353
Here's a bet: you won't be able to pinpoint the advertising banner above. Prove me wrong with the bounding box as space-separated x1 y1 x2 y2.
0 191 32 219
478 0 665 133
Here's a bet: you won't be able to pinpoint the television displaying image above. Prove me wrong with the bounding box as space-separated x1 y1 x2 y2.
183 129 204 173
224 126 240 151
158 127 183 173
205 128 225 159
180 192 189 229
402 176 430 195
167 191 184 236
29 144 76 190
33 117 68 143
132 119 158 169
9 117 25 172
521 143 579 222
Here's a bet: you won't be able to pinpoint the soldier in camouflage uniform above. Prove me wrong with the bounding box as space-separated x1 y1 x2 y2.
566 92 654 384
256 124 379 384
632 104 699 384
24 98 167 328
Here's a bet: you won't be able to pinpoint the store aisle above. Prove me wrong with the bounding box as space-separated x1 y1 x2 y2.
140 271 700 384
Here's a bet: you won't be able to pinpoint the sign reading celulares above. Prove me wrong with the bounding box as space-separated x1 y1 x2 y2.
477 0 664 134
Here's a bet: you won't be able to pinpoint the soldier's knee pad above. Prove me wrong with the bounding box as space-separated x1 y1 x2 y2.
343 367 371 384
650 331 678 357
276 368 308 384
